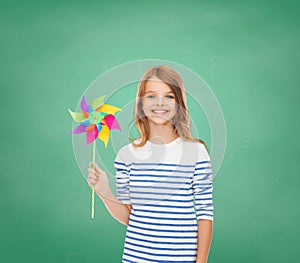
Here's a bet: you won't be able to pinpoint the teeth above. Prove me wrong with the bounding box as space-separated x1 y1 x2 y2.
152 110 168 114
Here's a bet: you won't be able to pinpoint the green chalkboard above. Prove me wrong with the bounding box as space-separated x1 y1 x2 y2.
1 0 299 262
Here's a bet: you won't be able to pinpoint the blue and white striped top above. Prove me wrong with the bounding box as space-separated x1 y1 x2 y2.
114 136 214 263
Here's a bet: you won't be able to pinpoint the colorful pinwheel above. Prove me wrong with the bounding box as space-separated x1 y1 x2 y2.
68 95 122 218
68 95 122 147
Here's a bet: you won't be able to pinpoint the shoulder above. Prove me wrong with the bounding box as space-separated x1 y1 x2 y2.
182 137 208 150
115 143 131 162
182 138 210 160
196 141 211 161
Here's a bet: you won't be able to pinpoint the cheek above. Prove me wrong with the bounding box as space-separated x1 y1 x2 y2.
142 100 153 109
168 101 177 111
141 103 150 115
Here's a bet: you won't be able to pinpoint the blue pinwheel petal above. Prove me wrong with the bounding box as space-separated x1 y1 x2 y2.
80 96 90 112
88 105 94 113
81 119 90 126
96 123 103 132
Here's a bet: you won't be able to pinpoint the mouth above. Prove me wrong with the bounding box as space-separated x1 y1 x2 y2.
151 109 169 115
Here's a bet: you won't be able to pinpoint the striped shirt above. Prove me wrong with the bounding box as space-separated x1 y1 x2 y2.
114 137 214 263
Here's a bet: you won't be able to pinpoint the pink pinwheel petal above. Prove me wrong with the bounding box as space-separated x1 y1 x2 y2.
103 114 122 130
69 124 86 134
80 96 90 112
85 126 99 146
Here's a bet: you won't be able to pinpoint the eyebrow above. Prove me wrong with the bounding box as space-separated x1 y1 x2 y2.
145 91 174 94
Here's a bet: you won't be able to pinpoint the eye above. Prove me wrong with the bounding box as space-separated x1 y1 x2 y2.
166 95 175 99
146 95 155 98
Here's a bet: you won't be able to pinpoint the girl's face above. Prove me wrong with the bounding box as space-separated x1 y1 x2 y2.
142 77 177 126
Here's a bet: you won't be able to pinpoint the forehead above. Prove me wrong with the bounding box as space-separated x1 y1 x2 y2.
145 78 173 93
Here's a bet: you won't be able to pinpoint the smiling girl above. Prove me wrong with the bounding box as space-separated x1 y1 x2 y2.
87 65 214 263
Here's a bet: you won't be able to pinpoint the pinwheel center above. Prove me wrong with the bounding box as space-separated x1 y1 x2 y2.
89 111 103 124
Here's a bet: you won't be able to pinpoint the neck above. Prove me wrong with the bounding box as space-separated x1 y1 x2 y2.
148 122 179 144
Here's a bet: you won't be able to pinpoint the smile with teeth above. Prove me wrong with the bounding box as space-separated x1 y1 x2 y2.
151 109 169 114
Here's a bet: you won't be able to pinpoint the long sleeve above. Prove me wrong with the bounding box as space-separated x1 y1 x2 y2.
192 143 214 221
114 150 132 205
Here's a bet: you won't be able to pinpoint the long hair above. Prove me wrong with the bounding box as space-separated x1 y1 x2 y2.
127 65 208 151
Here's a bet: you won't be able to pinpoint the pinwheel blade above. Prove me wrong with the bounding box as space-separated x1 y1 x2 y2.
86 124 96 132
85 124 98 146
96 124 103 133
104 114 122 130
82 110 89 118
91 95 106 110
80 96 93 113
69 124 86 134
81 119 90 127
68 109 85 122
95 104 121 115
97 124 110 148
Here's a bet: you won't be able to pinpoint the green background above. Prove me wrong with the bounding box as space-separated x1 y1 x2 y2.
1 0 299 262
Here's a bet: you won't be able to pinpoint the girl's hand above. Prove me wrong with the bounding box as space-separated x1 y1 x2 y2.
87 162 109 195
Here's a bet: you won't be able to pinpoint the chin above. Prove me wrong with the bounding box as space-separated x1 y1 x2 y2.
148 117 173 125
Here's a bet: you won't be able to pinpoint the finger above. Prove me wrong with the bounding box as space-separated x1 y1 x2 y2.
88 167 95 173
88 174 97 181
87 179 95 188
88 167 100 175
93 162 103 173
87 180 94 186
87 176 97 184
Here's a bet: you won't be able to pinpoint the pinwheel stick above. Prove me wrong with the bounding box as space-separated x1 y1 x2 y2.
91 140 96 219
68 95 122 219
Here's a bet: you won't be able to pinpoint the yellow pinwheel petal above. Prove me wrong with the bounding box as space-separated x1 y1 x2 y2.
68 109 86 122
98 124 110 148
97 104 121 115
91 95 106 110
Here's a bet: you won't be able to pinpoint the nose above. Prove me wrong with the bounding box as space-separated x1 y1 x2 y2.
156 96 164 105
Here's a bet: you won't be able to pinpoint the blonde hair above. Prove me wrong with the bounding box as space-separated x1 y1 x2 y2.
127 65 208 151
